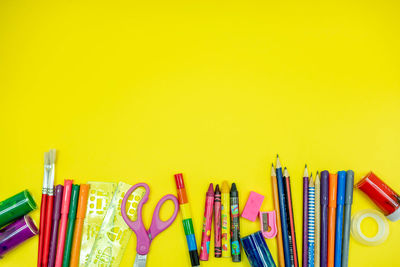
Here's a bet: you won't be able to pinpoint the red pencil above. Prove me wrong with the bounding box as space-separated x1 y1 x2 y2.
42 149 56 267
38 152 50 267
284 167 299 267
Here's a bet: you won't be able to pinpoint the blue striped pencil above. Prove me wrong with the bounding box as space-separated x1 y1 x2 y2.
308 174 315 267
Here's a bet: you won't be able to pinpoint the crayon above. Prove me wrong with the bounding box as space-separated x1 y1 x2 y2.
62 185 80 267
302 165 309 267
214 184 222 258
320 171 329 267
341 171 354 267
221 181 231 258
55 179 73 267
276 156 291 267
200 183 214 261
70 184 90 267
334 171 346 267
327 173 338 267
48 185 63 267
271 164 285 267
174 173 200 267
230 182 241 262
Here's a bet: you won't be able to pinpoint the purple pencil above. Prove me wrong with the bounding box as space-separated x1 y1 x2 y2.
320 171 329 267
302 165 309 267
48 185 63 267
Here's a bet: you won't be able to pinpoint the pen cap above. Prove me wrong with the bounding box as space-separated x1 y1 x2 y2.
76 184 90 219
68 185 80 219
356 172 400 222
61 180 73 214
241 231 276 267
320 171 329 205
174 173 185 189
0 215 38 257
53 185 64 220
328 173 338 207
345 170 354 204
337 171 346 205
0 190 37 228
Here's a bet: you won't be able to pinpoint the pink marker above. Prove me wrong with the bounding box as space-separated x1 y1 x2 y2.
200 183 214 261
55 179 73 267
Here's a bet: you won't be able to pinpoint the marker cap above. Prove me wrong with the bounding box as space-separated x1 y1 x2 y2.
174 173 185 189
76 184 90 219
328 173 338 207
337 171 346 205
345 170 354 204
320 171 329 205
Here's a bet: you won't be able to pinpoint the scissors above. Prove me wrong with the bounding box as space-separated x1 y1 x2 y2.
121 183 179 267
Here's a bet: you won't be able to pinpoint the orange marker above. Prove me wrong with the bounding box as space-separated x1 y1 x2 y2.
327 173 338 267
69 184 90 267
271 164 285 267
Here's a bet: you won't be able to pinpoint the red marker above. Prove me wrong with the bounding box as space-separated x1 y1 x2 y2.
200 183 214 261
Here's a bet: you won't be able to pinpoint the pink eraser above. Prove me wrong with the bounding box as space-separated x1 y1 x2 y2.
241 191 264 221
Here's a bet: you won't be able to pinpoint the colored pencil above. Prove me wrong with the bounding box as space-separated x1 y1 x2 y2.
308 174 315 267
327 173 338 267
214 184 222 258
70 184 90 267
38 152 50 267
314 172 321 267
320 171 329 267
334 171 346 267
271 164 285 267
302 165 309 267
221 181 231 258
341 171 354 267
284 167 299 267
276 155 291 267
42 149 56 267
200 183 214 261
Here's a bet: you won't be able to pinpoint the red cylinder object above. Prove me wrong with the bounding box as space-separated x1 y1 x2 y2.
356 172 400 222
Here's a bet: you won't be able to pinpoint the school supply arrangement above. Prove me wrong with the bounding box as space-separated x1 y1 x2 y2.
1 149 399 267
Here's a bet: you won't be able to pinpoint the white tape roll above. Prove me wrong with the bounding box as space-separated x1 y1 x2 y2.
350 209 389 246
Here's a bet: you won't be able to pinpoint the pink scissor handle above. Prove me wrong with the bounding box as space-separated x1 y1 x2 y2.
121 183 151 255
148 194 179 241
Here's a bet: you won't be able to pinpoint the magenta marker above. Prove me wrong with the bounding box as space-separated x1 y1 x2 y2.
200 183 214 261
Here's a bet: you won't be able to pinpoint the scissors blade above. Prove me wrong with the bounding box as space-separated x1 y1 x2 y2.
133 254 147 267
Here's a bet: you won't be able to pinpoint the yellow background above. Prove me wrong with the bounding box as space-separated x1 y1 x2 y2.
0 0 399 266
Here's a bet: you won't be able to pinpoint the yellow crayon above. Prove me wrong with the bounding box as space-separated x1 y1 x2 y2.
221 181 231 258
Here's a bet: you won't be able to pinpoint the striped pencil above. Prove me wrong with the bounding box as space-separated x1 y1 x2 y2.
314 172 321 267
302 165 309 267
308 174 315 267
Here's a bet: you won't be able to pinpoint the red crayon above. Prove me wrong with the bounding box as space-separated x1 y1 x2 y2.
214 184 222 258
200 183 214 261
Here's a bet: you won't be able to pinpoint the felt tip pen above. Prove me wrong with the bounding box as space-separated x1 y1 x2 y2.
214 184 222 258
230 182 241 262
174 173 200 267
221 181 231 258
48 185 64 267
327 173 338 267
70 184 90 267
200 183 214 261
320 171 329 267
341 170 354 267
334 171 346 267
62 184 80 267
55 179 73 267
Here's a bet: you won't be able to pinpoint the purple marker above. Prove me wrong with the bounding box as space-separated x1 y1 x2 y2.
302 165 309 267
320 171 329 267
0 215 38 257
48 185 63 267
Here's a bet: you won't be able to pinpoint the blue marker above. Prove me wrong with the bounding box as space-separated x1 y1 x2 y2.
334 171 346 267
276 155 291 267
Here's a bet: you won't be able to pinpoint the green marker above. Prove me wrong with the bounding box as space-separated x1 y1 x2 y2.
62 184 80 267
